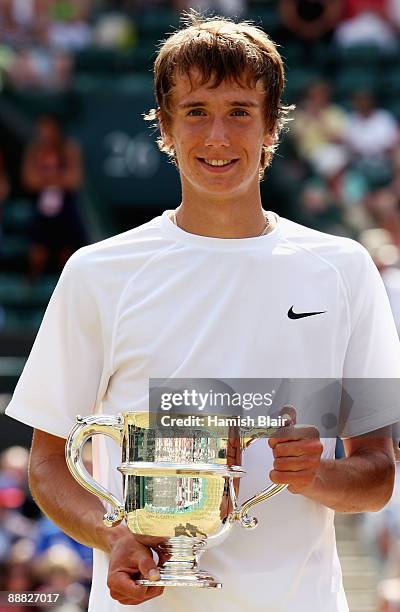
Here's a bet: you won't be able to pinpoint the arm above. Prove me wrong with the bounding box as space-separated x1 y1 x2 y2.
29 428 164 605
269 425 395 513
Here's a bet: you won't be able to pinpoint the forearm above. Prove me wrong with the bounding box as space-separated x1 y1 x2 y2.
29 454 127 553
302 450 395 513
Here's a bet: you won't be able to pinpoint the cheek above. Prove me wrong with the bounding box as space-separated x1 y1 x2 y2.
172 128 198 155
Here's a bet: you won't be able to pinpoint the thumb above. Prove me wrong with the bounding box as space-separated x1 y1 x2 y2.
279 405 296 426
137 553 160 581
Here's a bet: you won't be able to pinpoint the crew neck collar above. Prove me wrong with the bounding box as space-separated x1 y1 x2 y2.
161 209 281 251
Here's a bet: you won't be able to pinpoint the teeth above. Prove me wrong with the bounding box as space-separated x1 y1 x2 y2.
203 159 232 166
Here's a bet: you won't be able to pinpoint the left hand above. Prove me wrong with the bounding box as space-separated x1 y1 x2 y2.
268 424 324 495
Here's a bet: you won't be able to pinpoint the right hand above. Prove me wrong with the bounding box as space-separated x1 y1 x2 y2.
107 529 165 605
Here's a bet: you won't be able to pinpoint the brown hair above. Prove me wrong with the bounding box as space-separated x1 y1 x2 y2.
144 10 293 177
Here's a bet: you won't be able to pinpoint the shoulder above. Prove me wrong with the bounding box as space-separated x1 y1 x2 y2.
49 216 166 321
279 217 378 307
278 217 369 266
62 215 165 284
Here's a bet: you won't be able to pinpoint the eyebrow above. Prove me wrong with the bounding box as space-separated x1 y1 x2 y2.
178 100 260 109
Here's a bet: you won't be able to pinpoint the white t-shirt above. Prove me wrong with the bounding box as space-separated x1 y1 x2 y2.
6 211 400 612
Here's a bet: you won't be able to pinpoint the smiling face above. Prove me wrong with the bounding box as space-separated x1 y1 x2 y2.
160 71 275 203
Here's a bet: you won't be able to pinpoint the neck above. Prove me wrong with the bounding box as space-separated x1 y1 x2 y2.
175 188 274 239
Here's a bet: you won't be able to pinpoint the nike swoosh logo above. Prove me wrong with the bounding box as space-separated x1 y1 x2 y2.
288 306 326 320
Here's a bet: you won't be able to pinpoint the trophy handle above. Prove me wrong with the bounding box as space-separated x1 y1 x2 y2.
229 407 295 529
228 479 287 529
65 414 125 527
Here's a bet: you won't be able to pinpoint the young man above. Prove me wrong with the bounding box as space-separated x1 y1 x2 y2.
5 12 400 612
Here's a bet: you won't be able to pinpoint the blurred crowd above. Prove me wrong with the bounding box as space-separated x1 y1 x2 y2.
1 0 400 610
1 1 400 91
0 445 92 611
1 114 86 281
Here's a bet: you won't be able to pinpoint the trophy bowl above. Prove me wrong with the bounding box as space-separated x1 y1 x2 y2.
65 411 290 588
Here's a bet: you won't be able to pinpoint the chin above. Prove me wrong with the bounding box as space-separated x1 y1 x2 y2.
200 177 245 191
202 186 241 198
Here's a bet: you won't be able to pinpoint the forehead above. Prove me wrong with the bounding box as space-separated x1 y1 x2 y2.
170 69 266 106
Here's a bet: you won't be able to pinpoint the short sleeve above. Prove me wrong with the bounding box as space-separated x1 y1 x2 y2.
339 248 400 438
5 253 106 438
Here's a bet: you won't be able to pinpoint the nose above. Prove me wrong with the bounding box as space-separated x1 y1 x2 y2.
204 117 230 148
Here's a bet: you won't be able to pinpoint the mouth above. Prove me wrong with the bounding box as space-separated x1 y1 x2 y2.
197 158 239 173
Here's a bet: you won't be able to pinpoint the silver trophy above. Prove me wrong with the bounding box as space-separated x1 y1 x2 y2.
65 411 290 588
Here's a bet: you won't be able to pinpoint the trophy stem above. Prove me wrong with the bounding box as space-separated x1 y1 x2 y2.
136 536 222 588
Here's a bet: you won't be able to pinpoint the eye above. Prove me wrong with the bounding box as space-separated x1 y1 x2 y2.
187 109 206 116
231 109 249 116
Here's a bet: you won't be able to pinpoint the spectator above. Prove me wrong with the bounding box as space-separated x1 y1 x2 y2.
21 115 87 280
0 445 40 521
34 516 93 570
291 80 348 171
298 175 349 235
0 446 29 489
47 15 92 52
34 543 89 609
279 0 344 42
361 190 400 251
92 13 136 49
345 91 399 163
335 1 397 48
0 488 36 564
360 228 400 334
0 442 91 610
360 463 400 586
8 48 73 92
0 559 40 612
0 0 39 46
7 48 42 90
50 50 74 91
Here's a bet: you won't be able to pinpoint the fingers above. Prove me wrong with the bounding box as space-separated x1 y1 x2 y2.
226 431 242 465
108 570 164 605
273 453 321 472
138 556 161 582
269 468 317 490
278 405 297 426
268 425 320 449
267 426 323 495
108 536 165 605
269 437 323 457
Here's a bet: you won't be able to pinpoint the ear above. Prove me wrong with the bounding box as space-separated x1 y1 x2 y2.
157 109 174 149
263 130 277 148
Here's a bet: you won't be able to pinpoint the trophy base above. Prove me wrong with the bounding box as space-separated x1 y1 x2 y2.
137 570 222 588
